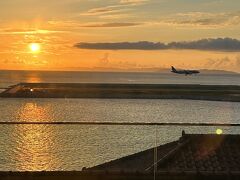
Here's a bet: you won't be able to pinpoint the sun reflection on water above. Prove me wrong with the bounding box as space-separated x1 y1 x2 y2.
16 102 53 122
12 124 60 171
13 101 59 171
12 102 60 170
26 75 42 83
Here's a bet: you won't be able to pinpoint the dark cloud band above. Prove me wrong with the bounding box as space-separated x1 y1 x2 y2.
74 38 240 51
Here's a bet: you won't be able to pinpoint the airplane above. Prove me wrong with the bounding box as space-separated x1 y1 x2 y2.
171 66 200 75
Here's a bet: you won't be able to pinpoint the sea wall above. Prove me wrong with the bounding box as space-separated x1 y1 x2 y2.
1 83 240 102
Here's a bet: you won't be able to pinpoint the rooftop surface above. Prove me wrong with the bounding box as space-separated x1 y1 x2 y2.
88 132 240 178
158 133 240 172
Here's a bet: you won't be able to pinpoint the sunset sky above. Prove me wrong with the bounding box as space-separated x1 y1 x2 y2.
0 0 240 72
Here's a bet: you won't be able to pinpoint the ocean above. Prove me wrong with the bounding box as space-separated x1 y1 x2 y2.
0 70 240 171
1 70 240 88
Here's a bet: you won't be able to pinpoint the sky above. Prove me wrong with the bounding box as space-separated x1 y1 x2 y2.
0 0 240 72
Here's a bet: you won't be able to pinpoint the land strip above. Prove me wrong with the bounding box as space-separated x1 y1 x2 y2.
1 83 240 102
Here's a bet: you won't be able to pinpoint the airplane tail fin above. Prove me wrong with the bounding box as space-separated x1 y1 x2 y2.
171 66 177 72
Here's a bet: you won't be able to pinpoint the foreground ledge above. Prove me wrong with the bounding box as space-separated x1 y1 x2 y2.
0 170 240 180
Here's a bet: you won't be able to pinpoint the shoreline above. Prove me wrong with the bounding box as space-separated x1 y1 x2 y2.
1 83 240 102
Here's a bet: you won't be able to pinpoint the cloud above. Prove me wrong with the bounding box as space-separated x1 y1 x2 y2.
120 0 148 4
235 56 240 67
75 41 166 50
99 13 135 19
3 57 48 65
79 22 142 28
79 10 240 29
162 11 240 28
209 57 232 67
80 5 128 16
167 38 240 51
99 53 110 66
0 21 142 36
80 0 149 18
74 38 240 51
0 28 66 35
204 56 240 71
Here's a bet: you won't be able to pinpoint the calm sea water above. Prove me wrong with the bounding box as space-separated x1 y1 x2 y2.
0 70 240 88
0 70 240 171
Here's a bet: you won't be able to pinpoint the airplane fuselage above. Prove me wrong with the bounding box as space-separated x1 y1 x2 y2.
171 66 200 75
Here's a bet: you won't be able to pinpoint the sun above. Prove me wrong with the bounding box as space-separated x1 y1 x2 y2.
29 43 41 53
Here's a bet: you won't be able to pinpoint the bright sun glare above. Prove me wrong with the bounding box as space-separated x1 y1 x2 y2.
29 43 41 53
216 129 223 135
